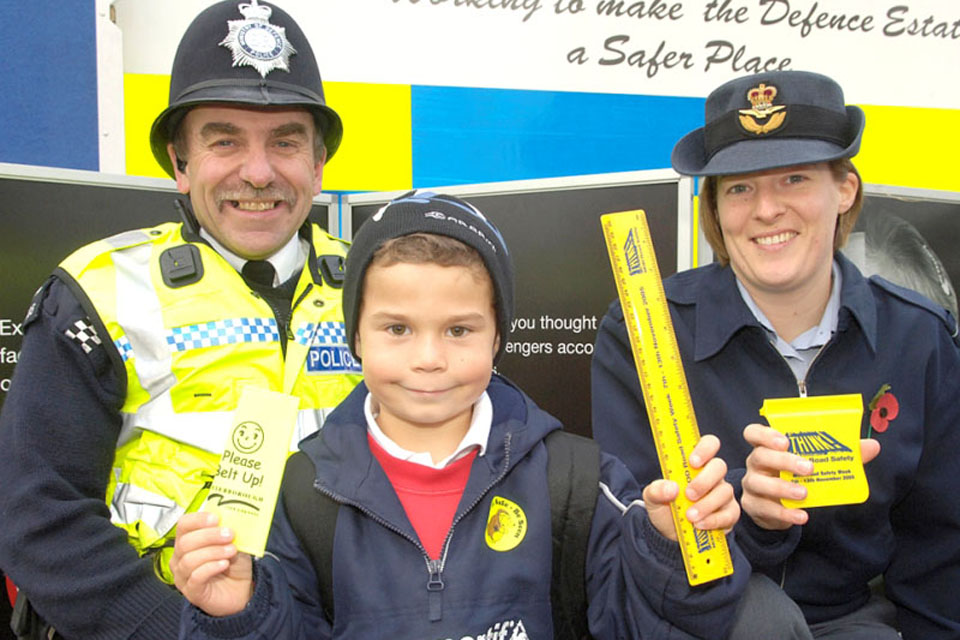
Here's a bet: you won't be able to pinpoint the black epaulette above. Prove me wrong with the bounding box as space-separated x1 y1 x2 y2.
22 277 55 329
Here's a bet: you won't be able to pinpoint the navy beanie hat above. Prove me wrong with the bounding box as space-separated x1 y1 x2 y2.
343 191 514 364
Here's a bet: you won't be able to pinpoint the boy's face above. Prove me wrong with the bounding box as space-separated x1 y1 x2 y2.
356 261 499 445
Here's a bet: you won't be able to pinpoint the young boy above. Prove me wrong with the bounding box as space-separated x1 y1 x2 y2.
171 192 749 639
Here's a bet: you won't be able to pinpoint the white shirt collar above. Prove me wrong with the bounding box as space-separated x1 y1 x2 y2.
364 391 492 469
199 228 307 287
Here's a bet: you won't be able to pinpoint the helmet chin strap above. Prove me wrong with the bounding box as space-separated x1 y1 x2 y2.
174 199 201 237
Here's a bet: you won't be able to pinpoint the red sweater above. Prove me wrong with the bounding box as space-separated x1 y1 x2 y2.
368 435 477 560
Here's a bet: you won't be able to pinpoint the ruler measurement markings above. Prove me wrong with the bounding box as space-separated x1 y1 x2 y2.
601 210 734 585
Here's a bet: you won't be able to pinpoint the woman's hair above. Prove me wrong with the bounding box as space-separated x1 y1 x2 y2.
698 159 864 265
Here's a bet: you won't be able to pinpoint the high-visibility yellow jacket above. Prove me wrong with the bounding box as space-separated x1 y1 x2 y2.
58 222 361 582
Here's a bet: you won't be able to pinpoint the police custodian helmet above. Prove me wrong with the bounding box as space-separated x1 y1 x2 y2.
149 0 343 177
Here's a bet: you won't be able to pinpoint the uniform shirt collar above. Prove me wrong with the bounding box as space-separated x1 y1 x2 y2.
676 253 878 362
736 262 842 381
736 261 842 353
199 228 306 286
363 391 491 469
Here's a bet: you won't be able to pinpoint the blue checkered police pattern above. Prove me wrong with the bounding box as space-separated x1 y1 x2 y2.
166 317 279 352
295 322 348 347
115 336 133 362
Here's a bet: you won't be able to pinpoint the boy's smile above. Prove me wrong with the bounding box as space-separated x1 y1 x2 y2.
355 261 499 462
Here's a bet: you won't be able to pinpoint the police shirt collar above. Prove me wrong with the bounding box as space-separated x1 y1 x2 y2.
200 228 307 286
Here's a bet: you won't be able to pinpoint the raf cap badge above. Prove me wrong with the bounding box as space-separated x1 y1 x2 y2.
738 83 786 136
220 1 296 77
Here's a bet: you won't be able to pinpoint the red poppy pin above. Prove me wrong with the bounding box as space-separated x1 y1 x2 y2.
867 384 899 437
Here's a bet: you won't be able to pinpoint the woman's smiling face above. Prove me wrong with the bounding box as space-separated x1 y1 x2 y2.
716 163 858 299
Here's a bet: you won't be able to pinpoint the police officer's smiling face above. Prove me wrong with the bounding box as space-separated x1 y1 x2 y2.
169 105 325 260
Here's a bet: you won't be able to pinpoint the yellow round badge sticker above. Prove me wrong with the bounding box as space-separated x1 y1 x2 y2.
484 496 527 552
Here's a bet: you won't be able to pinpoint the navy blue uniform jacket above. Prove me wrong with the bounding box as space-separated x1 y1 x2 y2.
592 255 960 638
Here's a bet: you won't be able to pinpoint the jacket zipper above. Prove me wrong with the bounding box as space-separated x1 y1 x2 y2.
313 431 513 623
773 339 831 588
287 283 313 344
427 433 514 621
769 339 831 399
251 280 313 357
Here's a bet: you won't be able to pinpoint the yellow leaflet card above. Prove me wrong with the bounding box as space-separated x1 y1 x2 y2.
203 387 299 556
760 394 869 509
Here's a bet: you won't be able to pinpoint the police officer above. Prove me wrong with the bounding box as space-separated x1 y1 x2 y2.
0 2 361 638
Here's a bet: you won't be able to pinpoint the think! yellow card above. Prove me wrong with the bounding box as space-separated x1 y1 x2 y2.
203 387 299 556
760 394 869 509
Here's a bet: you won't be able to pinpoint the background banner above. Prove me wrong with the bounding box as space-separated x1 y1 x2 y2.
117 0 960 107
111 0 960 193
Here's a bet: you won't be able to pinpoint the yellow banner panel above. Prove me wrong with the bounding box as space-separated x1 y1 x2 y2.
124 73 170 179
123 75 412 193
323 82 412 192
856 105 960 193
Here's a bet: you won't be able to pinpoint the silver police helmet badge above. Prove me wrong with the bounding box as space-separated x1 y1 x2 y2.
220 1 296 77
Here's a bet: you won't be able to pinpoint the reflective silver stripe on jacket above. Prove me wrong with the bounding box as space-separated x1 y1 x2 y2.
109 407 334 533
118 406 333 455
109 481 184 539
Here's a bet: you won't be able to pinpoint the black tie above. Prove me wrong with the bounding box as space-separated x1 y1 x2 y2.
242 260 276 288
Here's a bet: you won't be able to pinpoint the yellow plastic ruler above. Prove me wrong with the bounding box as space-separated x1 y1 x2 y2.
601 209 734 586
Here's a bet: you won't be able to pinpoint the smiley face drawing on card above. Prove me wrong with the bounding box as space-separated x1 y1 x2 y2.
232 421 265 454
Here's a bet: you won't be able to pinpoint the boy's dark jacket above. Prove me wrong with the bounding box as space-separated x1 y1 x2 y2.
180 375 750 639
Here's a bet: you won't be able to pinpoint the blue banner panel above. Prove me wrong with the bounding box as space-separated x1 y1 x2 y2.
411 85 703 186
0 0 99 170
